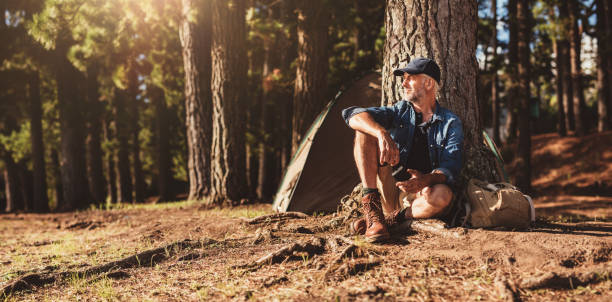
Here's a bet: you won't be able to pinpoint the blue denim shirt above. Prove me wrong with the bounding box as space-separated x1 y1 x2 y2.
342 100 464 186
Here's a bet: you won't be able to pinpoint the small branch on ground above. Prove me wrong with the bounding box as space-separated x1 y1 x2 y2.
236 237 326 269
325 256 382 281
242 212 308 225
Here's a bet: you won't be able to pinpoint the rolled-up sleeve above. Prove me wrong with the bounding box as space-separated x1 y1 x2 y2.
341 104 401 129
433 119 463 186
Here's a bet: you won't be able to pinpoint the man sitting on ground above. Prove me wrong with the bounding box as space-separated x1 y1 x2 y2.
342 58 464 242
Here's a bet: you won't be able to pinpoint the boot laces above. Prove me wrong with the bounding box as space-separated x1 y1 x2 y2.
362 194 385 227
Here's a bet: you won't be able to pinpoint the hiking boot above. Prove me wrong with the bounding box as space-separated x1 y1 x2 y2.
350 208 412 235
360 193 389 242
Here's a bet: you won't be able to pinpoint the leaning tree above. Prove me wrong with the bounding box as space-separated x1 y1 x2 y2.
382 0 500 185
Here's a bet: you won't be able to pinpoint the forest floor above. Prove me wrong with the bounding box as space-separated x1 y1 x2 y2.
1 131 611 301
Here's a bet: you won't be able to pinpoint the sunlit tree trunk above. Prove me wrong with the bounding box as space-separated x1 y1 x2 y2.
292 1 329 155
103 118 117 204
515 0 532 192
209 0 249 204
126 62 145 202
180 0 213 201
383 0 500 183
28 72 49 212
51 149 64 208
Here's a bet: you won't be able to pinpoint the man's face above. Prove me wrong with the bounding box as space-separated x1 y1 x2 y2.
402 73 426 103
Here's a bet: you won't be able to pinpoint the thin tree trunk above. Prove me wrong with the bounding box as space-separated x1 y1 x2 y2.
596 0 609 131
383 0 499 183
126 62 145 202
209 0 249 204
257 45 272 201
568 0 586 136
86 64 106 205
0 171 5 212
114 90 133 203
552 25 567 136
28 72 49 212
490 0 501 143
51 149 64 209
292 1 329 155
103 118 117 204
2 155 23 212
505 0 519 143
55 40 90 210
515 0 532 192
180 0 213 201
151 85 172 202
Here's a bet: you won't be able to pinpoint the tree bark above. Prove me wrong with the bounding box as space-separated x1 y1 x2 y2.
151 85 172 202
209 0 249 204
552 36 567 136
54 40 90 210
596 0 609 132
568 0 586 136
114 90 133 203
180 0 213 201
85 64 106 205
0 171 5 212
291 1 329 155
515 0 532 192
28 72 49 212
2 155 23 212
51 149 64 209
383 0 500 184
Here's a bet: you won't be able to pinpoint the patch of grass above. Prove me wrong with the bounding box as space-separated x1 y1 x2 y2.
95 276 117 301
105 200 198 211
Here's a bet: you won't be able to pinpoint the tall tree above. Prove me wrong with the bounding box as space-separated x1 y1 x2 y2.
126 61 145 202
85 64 106 205
558 1 575 132
150 85 172 202
568 0 587 136
180 0 213 201
291 1 330 155
209 0 249 203
114 89 133 203
515 0 532 192
552 34 567 136
490 0 501 143
103 118 118 204
505 0 519 142
596 0 610 131
28 72 49 212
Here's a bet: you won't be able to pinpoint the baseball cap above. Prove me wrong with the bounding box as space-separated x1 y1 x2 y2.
393 57 440 84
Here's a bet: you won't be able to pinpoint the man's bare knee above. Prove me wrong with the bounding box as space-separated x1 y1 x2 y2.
425 184 453 209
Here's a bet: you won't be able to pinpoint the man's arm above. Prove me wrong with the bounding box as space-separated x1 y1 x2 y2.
396 169 446 193
347 112 400 166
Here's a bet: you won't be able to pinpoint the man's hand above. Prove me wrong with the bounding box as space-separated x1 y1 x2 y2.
377 130 399 166
395 169 431 193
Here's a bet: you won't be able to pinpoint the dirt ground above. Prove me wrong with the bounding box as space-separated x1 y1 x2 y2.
1 132 610 301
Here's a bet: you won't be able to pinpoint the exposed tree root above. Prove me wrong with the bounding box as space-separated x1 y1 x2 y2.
412 220 467 238
242 212 308 225
494 274 521 302
520 265 611 289
237 237 326 269
1 238 216 297
325 257 382 281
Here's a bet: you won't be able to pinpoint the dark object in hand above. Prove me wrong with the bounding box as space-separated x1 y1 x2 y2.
392 165 412 181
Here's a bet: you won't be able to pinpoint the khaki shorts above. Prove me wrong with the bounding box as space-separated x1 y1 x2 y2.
376 166 455 219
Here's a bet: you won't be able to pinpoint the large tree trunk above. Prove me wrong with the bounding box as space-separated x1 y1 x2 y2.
209 0 249 204
180 0 213 201
552 36 567 136
55 41 90 210
515 0 532 192
490 0 501 144
568 0 586 136
114 90 133 203
103 118 117 204
383 0 500 184
151 85 172 202
85 64 106 205
291 1 329 155
596 0 610 132
28 72 49 212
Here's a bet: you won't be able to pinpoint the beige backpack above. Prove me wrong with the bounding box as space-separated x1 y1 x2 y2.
463 179 535 229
